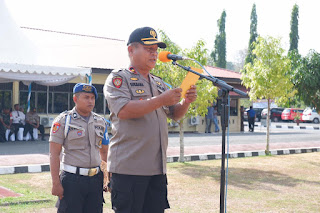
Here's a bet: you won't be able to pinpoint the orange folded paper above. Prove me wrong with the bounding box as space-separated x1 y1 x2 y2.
180 67 203 98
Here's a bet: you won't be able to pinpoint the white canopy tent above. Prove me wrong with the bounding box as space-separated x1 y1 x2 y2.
0 62 91 86
0 0 92 112
0 0 92 86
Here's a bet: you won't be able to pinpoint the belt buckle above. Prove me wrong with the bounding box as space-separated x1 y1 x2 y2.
88 168 97 176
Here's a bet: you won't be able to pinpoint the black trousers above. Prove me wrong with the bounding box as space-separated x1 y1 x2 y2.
0 124 6 142
248 117 255 132
57 170 104 213
11 123 24 140
110 173 170 213
23 123 45 139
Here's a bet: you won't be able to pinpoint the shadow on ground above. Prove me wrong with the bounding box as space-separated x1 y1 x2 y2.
172 161 320 191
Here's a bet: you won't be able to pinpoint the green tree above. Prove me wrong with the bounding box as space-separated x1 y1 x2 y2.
241 36 294 155
289 4 299 52
154 30 218 162
245 3 258 66
211 10 227 68
292 50 320 111
281 50 301 108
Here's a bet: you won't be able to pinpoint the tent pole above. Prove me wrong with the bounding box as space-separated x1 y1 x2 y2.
27 82 32 112
46 86 49 115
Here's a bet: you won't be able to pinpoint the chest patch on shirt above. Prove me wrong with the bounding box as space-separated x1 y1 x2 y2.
112 76 123 88
130 82 144 87
136 89 145 94
155 81 165 92
77 130 83 136
52 122 61 133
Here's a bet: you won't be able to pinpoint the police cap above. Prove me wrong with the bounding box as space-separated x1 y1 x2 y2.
73 83 98 100
127 27 166 49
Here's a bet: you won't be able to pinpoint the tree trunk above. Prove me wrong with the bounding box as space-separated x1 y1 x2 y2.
179 119 185 163
265 99 271 155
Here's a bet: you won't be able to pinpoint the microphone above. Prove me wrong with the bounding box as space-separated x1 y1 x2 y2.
158 51 191 62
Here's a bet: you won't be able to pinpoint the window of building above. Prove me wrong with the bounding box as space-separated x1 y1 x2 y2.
20 91 36 112
18 82 110 114
53 92 69 113
0 91 12 111
216 98 238 116
0 83 13 111
37 92 48 113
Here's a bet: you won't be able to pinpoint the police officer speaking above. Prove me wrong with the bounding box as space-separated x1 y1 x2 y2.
104 27 197 213
49 83 109 213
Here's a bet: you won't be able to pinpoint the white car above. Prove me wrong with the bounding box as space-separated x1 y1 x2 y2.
302 108 320 124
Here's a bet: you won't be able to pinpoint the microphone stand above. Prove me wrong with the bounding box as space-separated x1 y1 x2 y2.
172 60 247 213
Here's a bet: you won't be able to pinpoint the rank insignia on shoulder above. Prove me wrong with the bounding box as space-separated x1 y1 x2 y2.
130 77 138 81
52 122 61 133
129 67 138 74
136 89 145 94
112 76 123 88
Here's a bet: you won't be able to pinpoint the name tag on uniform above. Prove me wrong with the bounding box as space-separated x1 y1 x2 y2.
130 82 144 87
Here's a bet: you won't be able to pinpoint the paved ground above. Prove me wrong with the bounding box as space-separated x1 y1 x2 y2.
0 122 319 167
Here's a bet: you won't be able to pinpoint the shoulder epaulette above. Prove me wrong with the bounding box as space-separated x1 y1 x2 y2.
150 73 163 80
111 68 126 73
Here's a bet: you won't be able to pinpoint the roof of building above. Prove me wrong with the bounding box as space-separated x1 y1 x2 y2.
204 65 242 80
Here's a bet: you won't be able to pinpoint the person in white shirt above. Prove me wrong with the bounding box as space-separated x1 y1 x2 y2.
10 104 25 141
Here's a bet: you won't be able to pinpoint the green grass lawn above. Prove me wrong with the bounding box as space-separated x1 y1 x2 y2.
1 152 320 213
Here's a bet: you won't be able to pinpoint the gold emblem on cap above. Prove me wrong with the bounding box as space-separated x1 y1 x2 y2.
150 30 157 38
83 85 92 92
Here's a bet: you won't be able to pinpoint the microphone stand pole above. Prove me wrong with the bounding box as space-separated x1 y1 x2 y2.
172 61 247 213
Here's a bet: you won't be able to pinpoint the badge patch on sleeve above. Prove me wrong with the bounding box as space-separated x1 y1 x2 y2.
52 122 61 133
136 89 145 94
112 76 123 88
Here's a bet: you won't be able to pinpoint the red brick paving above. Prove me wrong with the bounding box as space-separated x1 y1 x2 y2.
0 186 21 198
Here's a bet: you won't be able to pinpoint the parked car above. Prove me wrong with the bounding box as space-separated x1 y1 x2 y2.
302 108 320 123
261 108 285 122
281 108 304 122
244 108 263 122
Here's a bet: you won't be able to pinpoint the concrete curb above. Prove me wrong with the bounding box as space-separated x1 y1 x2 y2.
166 147 320 162
245 123 320 130
0 164 50 175
0 147 319 175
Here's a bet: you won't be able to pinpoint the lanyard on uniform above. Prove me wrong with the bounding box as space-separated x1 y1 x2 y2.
64 114 85 138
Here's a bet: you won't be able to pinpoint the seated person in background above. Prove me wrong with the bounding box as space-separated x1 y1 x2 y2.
0 109 5 142
0 107 14 141
24 107 45 141
11 104 25 141
19 107 26 126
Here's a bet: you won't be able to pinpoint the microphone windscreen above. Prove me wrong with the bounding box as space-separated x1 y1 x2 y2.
158 51 172 62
